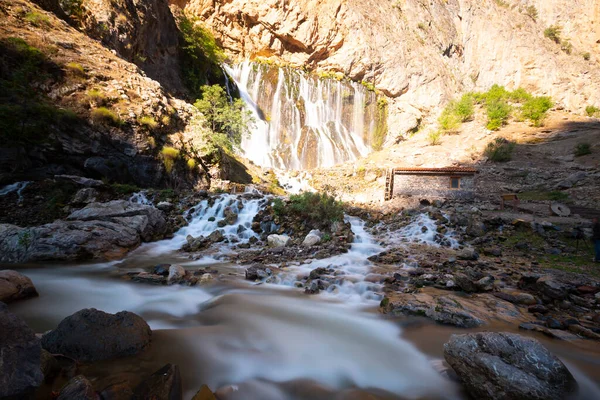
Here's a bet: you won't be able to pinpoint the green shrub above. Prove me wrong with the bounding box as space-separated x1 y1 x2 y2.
560 39 572 54
194 84 254 151
524 5 538 21
583 52 591 61
427 130 442 146
273 192 344 225
585 105 599 117
544 25 562 44
87 89 107 105
138 115 158 129
187 158 197 170
521 96 552 126
24 12 51 27
59 0 84 23
507 88 532 103
161 146 180 173
65 62 85 76
486 100 512 130
574 143 591 157
484 137 516 162
439 94 474 132
91 107 121 126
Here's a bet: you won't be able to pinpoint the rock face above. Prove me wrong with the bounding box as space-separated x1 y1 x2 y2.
443 332 577 400
0 201 167 263
41 308 152 362
0 302 44 398
0 269 38 303
187 0 600 136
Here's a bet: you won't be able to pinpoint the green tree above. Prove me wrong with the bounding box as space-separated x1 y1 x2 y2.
194 84 254 151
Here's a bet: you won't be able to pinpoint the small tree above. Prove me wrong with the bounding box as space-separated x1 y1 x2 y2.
544 25 562 44
194 85 254 151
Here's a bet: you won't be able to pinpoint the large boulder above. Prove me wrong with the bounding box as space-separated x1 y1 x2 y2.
302 229 322 246
267 234 291 247
41 308 152 362
0 302 44 398
444 332 577 400
133 364 182 400
0 201 167 263
0 269 38 303
67 200 166 241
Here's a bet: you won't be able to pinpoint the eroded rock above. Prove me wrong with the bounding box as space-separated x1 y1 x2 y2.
0 269 38 303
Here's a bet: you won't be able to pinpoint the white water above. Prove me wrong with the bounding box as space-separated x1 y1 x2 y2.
225 62 375 170
129 191 153 205
384 213 460 249
270 216 384 303
0 181 30 202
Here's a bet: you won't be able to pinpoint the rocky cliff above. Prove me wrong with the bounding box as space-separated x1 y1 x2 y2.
182 0 600 136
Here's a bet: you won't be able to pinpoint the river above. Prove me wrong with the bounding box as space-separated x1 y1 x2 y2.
7 194 600 399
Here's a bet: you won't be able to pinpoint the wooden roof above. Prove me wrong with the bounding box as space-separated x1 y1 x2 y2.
392 167 478 174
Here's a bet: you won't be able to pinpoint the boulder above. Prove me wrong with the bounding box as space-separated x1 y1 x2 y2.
167 265 185 285
302 229 322 246
41 308 152 362
0 269 38 303
267 234 291 247
156 201 174 211
556 171 587 189
0 201 167 263
133 364 182 400
537 276 570 300
0 302 43 398
71 188 98 204
245 264 272 281
444 332 577 400
457 249 479 261
67 200 166 241
223 207 238 225
57 375 98 400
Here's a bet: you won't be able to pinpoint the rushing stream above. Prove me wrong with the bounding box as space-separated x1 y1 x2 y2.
7 194 600 399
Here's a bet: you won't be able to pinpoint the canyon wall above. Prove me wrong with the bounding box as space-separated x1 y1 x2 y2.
182 0 600 138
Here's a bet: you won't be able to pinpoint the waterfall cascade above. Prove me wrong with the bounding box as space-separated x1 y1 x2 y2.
226 62 383 170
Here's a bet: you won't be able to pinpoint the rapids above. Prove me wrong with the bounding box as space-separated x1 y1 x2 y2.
7 194 600 399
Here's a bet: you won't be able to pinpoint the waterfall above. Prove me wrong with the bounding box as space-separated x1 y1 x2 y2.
225 62 380 170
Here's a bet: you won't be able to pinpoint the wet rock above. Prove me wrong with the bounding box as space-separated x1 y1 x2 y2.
309 267 330 280
444 332 577 400
267 234 291 247
71 188 98 205
167 265 185 285
57 375 98 400
40 349 60 383
537 276 570 300
304 281 320 294
191 384 217 400
546 318 564 330
223 207 238 225
302 229 322 246
156 201 174 212
217 219 227 228
199 273 213 284
152 264 171 276
457 249 479 261
0 269 38 303
245 264 272 281
183 230 224 251
466 219 486 237
528 304 549 314
568 324 600 340
494 290 537 306
99 381 134 400
133 364 182 400
132 272 166 285
386 295 484 328
0 302 43 398
41 308 152 361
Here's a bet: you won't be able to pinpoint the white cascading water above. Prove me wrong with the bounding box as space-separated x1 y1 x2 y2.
0 181 30 203
384 213 460 249
225 62 376 170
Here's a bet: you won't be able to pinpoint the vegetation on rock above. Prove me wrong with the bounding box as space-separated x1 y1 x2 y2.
484 137 516 162
272 192 344 226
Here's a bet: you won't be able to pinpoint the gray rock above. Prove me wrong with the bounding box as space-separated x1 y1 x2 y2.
0 201 167 263
302 229 322 246
267 234 291 247
167 265 185 285
0 302 43 398
57 375 98 400
71 188 98 204
556 171 587 189
245 264 272 281
457 249 479 261
0 269 38 303
133 364 181 400
156 201 174 211
444 332 577 400
41 308 152 362
537 276 570 300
